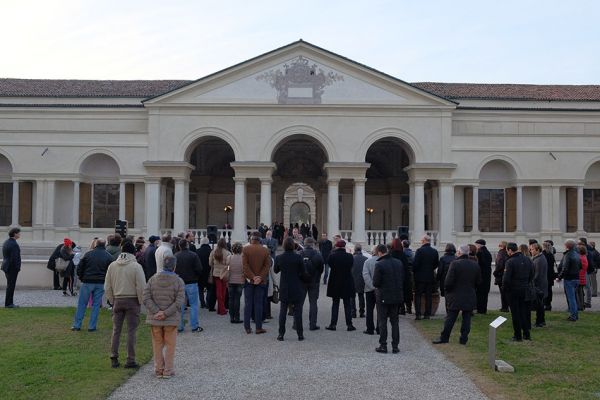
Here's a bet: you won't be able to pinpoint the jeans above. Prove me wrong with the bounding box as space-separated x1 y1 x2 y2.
365 291 377 333
179 283 199 331
441 309 472 343
73 282 104 329
228 283 243 321
323 264 330 284
564 279 579 320
306 282 320 329
279 300 304 337
414 282 433 316
4 268 19 307
330 297 353 327
244 283 266 330
110 298 141 363
377 303 400 348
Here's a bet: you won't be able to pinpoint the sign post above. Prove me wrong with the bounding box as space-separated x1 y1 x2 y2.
489 316 514 372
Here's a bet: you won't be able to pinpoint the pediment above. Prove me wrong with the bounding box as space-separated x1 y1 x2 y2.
144 41 455 107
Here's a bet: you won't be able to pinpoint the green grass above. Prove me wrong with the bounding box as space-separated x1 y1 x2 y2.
0 307 152 400
415 311 600 400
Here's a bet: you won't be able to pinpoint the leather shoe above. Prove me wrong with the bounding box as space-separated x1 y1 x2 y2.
5 304 19 309
245 328 253 334
432 338 449 344
110 357 120 368
325 325 336 331
392 348 400 354
255 328 267 334
347 325 356 331
375 346 388 354
363 330 374 335
277 335 284 341
298 335 304 341
124 362 140 369
511 336 522 342
309 326 320 331
459 340 468 345
415 315 422 320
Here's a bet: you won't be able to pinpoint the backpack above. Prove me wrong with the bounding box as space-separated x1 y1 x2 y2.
301 256 314 284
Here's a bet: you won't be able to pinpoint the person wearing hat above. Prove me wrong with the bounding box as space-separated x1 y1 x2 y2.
59 238 76 296
474 239 492 314
325 240 356 331
104 240 147 369
143 235 161 282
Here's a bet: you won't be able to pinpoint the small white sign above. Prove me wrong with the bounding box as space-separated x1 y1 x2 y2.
490 316 507 329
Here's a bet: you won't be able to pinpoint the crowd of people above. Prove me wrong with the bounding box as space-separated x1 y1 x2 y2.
2 226 599 377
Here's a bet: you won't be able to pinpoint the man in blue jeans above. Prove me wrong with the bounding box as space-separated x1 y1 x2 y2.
557 239 582 321
72 238 113 331
242 235 271 334
174 240 203 332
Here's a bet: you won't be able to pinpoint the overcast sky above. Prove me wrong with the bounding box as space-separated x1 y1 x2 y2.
2 0 598 84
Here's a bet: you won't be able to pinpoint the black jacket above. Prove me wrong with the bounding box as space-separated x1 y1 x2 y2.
502 252 534 291
413 243 439 283
444 255 481 311
557 248 581 281
299 247 324 285
196 244 212 286
319 239 333 262
543 250 556 286
274 251 306 303
493 248 508 285
437 253 456 297
326 248 355 299
77 245 113 284
476 245 492 292
1 237 21 273
143 243 158 281
351 253 368 293
175 249 203 284
372 254 405 304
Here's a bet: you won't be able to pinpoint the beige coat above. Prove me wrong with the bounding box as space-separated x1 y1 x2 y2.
104 253 146 305
209 248 231 278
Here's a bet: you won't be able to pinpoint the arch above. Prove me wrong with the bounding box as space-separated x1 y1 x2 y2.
263 125 337 162
283 182 317 229
290 202 311 225
179 127 241 162
76 149 122 177
357 128 420 164
476 155 521 181
585 160 600 184
0 152 13 177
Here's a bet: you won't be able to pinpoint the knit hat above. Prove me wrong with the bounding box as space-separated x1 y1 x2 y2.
163 256 177 272
148 235 160 243
335 240 346 248
63 238 73 248
475 239 486 246
121 240 136 255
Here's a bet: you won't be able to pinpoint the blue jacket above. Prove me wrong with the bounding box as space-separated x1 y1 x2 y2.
1 238 21 273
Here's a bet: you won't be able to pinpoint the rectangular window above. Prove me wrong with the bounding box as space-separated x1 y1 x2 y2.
464 187 473 231
0 183 12 226
584 189 600 232
18 181 33 227
479 189 504 232
505 187 516 232
125 183 135 228
566 187 577 233
93 184 119 228
79 183 92 228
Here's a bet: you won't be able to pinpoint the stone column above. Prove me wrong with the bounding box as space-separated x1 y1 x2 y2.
408 182 415 234
516 185 524 232
551 186 561 233
472 185 479 232
119 182 126 221
173 178 186 235
577 185 584 233
439 182 454 244
327 179 340 237
413 180 425 242
260 178 272 227
46 180 55 227
11 180 19 227
72 180 80 227
233 177 247 242
353 178 366 244
145 179 161 236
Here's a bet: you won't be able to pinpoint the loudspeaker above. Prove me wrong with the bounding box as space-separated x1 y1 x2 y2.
115 220 128 237
397 226 409 241
206 225 218 244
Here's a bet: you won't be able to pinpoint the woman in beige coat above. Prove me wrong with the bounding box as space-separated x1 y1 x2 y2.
209 238 231 315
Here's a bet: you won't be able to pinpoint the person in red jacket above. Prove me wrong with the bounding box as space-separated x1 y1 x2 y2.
577 244 588 311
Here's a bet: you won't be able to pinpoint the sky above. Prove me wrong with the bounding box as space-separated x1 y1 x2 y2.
2 0 599 84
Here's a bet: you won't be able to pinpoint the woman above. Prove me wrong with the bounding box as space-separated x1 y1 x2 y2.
390 238 412 315
226 242 244 323
59 239 76 296
542 241 556 311
437 243 456 298
209 238 231 315
143 256 185 379
577 244 588 311
468 244 478 261
520 244 530 258
530 242 548 327
274 237 305 341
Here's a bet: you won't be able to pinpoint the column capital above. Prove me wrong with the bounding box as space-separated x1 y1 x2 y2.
327 178 340 185
259 177 273 184
353 178 367 184
144 177 162 184
233 177 247 183
409 179 426 186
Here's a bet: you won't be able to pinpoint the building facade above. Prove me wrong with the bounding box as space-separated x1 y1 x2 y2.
1 40 600 259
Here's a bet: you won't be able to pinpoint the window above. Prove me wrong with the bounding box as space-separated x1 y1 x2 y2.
19 182 33 227
93 184 119 228
479 189 504 232
0 183 12 226
584 189 600 232
566 188 577 233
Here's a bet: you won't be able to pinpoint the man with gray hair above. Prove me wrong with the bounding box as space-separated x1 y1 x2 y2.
413 235 439 320
433 245 481 345
300 237 324 330
557 239 582 321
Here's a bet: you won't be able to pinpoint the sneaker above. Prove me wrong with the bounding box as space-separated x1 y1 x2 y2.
161 374 173 379
70 327 81 331
191 327 204 333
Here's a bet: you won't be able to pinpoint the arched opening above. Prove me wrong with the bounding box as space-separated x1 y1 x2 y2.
0 154 13 226
290 202 311 225
78 153 121 229
584 161 600 232
476 160 517 232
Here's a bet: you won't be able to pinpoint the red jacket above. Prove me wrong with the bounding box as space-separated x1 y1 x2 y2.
579 255 588 285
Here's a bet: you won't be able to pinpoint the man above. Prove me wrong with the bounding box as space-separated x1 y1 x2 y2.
2 227 21 308
503 242 534 341
262 230 278 259
155 234 173 272
319 233 333 285
351 244 368 318
590 241 599 297
401 240 414 314
175 240 203 332
530 242 548 327
104 240 146 368
362 246 378 335
475 239 492 314
493 241 509 312
299 237 324 330
413 235 439 320
242 235 271 334
72 238 113 331
557 239 582 321
326 240 356 331
143 235 160 282
196 237 213 310
185 231 197 253
372 244 405 354
433 245 481 345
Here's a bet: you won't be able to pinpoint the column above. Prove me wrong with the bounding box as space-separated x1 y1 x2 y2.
259 178 272 227
33 180 44 227
577 185 584 232
119 182 126 221
11 180 19 227
353 178 366 244
327 179 340 237
145 179 161 236
472 185 479 232
184 179 190 230
232 177 247 242
72 180 80 227
46 180 55 227
551 186 561 232
173 178 186 235
516 185 523 232
408 182 415 234
439 182 454 244
413 180 425 242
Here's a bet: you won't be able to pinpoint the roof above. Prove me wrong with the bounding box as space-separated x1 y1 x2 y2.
1 78 600 102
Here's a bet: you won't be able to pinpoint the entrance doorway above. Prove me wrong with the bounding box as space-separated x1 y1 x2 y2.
283 183 316 229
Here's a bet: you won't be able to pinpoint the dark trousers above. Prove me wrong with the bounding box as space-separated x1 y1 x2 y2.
306 282 320 329
206 283 216 311
476 285 489 314
228 284 243 321
414 282 433 316
509 289 530 339
576 284 585 311
330 297 353 327
499 284 510 310
535 294 546 325
197 282 207 308
365 291 377 333
377 303 400 348
4 268 19 307
110 298 141 363
544 284 553 309
244 283 266 330
279 300 303 337
441 309 472 343
351 292 365 316
53 270 61 289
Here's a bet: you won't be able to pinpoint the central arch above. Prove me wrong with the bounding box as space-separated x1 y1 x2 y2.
283 183 316 231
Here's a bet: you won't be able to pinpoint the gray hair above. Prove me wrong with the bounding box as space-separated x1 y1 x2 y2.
421 235 431 243
200 237 209 245
458 245 470 256
304 237 315 247
564 239 577 249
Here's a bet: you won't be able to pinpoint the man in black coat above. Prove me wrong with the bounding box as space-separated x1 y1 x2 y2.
372 244 405 354
175 240 204 332
475 239 492 314
143 235 160 282
413 235 439 320
299 237 324 330
325 240 356 331
493 241 509 312
2 228 21 308
319 233 333 285
433 245 481 345
351 244 368 318
196 237 214 310
503 242 535 341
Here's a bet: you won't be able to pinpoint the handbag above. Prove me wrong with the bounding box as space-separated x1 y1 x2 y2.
271 284 280 304
220 265 230 282
54 257 69 273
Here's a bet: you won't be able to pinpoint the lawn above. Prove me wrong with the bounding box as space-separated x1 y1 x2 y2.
415 311 600 400
0 307 152 400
